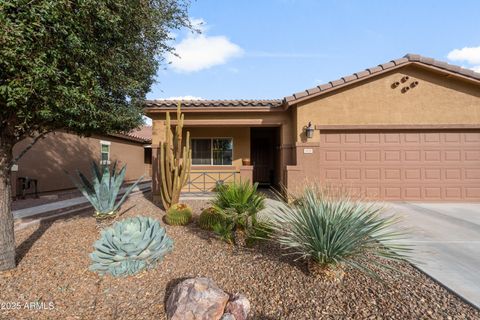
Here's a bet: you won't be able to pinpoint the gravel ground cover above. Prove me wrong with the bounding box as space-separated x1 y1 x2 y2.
1 192 478 319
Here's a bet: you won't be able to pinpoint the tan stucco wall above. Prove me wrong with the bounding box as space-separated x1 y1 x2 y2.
150 111 296 146
295 65 480 142
12 132 148 195
185 126 250 170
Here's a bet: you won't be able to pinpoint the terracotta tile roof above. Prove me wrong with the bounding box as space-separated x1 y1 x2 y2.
126 125 152 142
144 99 283 109
284 53 480 105
109 125 152 143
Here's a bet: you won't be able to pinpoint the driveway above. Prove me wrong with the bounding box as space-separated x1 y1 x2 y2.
385 202 480 309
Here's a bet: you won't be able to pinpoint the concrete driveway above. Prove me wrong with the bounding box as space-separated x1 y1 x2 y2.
386 202 480 309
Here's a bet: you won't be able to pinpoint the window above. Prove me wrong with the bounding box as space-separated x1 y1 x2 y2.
100 141 111 165
191 138 233 165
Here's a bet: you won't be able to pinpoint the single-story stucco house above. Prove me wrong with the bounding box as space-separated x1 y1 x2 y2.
145 54 480 202
10 126 152 198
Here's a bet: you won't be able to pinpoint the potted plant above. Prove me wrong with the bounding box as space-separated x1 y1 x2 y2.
242 158 251 166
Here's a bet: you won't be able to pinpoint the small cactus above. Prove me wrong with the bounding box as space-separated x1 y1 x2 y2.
198 207 225 230
165 203 192 226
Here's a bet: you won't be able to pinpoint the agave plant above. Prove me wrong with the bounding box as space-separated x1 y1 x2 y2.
90 216 173 277
212 181 265 246
267 185 411 280
70 161 143 219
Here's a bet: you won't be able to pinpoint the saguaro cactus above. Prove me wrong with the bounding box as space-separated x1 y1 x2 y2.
159 103 192 209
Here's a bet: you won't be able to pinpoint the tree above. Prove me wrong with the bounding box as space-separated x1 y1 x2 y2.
0 0 191 270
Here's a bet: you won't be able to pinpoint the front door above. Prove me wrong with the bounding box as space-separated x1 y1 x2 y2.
251 128 278 185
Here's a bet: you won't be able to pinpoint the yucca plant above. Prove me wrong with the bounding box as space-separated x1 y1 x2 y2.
212 181 265 246
70 161 143 219
267 185 411 281
90 216 173 277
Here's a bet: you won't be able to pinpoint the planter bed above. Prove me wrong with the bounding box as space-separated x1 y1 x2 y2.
0 193 478 319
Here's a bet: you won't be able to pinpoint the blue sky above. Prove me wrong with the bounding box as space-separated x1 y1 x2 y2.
147 0 480 101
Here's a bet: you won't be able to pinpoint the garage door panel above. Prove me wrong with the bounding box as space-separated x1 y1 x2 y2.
318 130 480 201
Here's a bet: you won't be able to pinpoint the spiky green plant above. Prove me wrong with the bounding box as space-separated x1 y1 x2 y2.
198 207 224 230
90 216 173 277
267 185 411 280
165 203 192 226
70 161 143 219
212 181 265 245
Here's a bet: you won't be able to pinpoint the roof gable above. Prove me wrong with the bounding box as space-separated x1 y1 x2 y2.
284 54 480 106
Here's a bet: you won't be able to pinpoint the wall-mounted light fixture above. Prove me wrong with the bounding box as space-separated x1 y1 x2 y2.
305 122 314 139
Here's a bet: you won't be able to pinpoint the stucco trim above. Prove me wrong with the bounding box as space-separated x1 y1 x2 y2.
314 124 480 130
172 119 284 126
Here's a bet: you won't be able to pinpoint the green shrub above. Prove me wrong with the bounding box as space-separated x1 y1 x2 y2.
198 207 224 230
69 161 143 219
165 203 193 226
212 181 266 245
90 216 173 277
267 185 410 280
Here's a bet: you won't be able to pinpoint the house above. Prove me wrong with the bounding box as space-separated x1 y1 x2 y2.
145 54 480 202
11 126 152 198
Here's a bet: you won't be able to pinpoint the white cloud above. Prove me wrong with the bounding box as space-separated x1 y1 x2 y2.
471 65 480 73
190 18 207 33
168 19 243 73
447 46 480 64
165 96 203 100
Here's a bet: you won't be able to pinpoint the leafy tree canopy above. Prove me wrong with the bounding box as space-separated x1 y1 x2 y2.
0 0 190 145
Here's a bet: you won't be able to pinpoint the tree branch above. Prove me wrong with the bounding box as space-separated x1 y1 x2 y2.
8 131 51 169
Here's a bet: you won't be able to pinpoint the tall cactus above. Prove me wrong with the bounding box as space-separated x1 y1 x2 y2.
159 103 192 209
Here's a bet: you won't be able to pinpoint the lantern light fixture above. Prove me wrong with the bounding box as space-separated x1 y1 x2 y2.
305 122 314 139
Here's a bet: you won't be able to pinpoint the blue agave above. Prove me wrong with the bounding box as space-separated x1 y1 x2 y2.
90 216 173 277
70 161 143 219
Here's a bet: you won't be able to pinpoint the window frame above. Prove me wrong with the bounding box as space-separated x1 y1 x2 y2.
100 140 111 165
191 137 234 166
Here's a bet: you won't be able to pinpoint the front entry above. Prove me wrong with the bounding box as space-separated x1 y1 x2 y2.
250 127 279 186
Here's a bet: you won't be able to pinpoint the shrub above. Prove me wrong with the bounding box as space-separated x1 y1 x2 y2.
165 203 193 226
90 216 173 277
69 161 143 219
267 185 410 280
198 207 224 230
212 181 266 245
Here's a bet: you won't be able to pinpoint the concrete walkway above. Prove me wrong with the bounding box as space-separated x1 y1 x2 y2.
385 202 480 309
13 182 151 230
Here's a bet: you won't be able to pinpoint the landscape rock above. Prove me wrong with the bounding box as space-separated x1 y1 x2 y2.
220 313 236 320
166 277 229 320
224 294 251 320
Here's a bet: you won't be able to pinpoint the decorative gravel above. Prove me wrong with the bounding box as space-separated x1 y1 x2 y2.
1 192 478 319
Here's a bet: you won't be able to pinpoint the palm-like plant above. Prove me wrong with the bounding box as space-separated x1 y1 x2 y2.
70 161 143 219
267 185 411 280
212 181 265 245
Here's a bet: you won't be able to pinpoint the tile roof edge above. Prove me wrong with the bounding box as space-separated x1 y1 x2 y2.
284 53 480 105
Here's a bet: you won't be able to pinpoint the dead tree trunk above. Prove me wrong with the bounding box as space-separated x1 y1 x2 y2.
0 140 15 271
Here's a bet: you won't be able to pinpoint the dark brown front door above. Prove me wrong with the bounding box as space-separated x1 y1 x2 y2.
251 128 278 185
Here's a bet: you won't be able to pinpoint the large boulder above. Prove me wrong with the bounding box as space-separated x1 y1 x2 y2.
166 277 229 320
224 294 251 320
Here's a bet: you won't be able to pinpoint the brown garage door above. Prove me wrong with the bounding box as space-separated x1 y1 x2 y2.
318 130 480 201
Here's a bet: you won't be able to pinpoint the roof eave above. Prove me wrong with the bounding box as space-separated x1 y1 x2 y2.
285 61 480 108
144 106 285 114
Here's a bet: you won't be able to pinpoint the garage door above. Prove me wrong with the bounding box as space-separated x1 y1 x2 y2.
318 130 480 201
